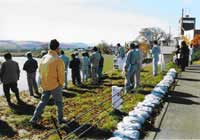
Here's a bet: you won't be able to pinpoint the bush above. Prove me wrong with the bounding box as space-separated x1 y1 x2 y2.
192 49 200 61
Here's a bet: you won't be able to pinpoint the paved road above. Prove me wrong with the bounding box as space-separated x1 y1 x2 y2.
145 64 200 140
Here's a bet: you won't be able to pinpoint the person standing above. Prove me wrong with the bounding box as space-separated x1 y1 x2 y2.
30 39 67 125
85 51 91 78
189 45 194 65
98 51 104 82
69 54 82 86
60 50 69 89
124 43 140 93
152 40 161 76
90 47 101 85
117 43 125 59
0 53 22 106
175 45 181 66
180 41 189 71
23 52 40 96
81 52 90 82
135 44 142 88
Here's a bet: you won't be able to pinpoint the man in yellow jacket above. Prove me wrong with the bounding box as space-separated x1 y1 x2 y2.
30 39 66 125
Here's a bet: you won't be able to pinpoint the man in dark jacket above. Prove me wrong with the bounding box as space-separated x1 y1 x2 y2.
69 54 81 86
23 52 39 96
180 41 189 71
0 53 22 106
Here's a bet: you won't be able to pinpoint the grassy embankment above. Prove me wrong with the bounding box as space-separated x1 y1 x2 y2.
0 54 180 139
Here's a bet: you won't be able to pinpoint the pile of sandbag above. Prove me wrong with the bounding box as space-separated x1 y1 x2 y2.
108 68 176 140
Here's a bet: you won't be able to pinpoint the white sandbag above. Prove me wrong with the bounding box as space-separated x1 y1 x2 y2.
123 116 144 124
117 121 142 131
143 98 160 105
168 68 176 76
152 86 167 95
151 91 164 98
127 112 146 124
114 129 140 140
157 80 170 87
145 94 161 101
112 86 123 110
137 101 156 108
108 137 124 140
129 110 150 120
134 105 153 114
138 101 156 108
166 72 176 78
163 75 174 84
156 81 169 90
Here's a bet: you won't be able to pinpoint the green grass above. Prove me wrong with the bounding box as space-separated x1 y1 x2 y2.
0 61 180 140
102 54 114 73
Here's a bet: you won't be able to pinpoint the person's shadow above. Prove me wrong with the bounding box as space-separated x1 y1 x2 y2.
0 120 17 138
61 120 112 139
9 101 35 115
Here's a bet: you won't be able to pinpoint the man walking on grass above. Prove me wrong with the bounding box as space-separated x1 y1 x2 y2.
30 39 67 125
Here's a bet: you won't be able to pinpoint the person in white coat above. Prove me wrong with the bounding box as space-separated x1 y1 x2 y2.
152 40 160 76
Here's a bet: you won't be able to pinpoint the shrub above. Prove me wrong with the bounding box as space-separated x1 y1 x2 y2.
192 49 200 61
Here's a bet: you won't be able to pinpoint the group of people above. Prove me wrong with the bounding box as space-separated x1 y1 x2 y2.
69 46 104 86
175 41 194 71
116 41 160 93
0 39 105 125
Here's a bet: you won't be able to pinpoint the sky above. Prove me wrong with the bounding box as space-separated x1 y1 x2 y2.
0 0 199 44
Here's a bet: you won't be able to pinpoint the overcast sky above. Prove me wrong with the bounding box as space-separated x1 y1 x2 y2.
0 0 198 44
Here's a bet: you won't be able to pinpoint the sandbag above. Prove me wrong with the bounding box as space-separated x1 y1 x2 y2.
129 110 150 120
138 101 156 108
123 116 145 124
145 94 161 101
134 105 153 114
114 129 140 140
143 98 160 105
117 121 142 131
152 86 167 95
151 91 164 98
108 136 126 140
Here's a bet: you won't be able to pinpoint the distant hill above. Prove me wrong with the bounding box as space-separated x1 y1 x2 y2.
0 40 89 50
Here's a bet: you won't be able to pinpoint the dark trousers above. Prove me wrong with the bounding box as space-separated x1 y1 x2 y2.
72 71 81 85
3 82 20 103
27 72 39 95
180 58 187 71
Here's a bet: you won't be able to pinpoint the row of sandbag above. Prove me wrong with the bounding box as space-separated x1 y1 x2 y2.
108 68 177 140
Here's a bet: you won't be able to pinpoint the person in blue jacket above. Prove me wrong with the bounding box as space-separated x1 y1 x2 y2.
124 42 140 93
81 52 90 82
60 50 69 89
117 43 125 59
152 40 160 76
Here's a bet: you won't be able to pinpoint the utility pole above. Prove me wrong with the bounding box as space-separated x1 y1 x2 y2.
181 8 184 35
